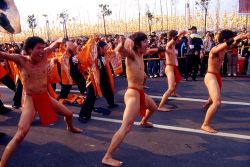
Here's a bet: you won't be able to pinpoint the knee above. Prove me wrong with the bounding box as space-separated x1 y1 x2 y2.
168 87 175 93
65 112 73 119
119 124 132 136
124 124 132 135
213 100 221 107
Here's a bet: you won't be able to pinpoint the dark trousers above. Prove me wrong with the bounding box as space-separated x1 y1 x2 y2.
99 67 115 106
0 75 16 91
184 54 200 80
79 67 115 119
70 65 86 95
13 79 23 107
58 84 72 99
200 55 209 77
79 84 96 119
58 63 86 100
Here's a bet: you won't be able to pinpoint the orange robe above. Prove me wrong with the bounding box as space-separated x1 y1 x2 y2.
104 51 115 94
58 52 73 85
77 38 102 96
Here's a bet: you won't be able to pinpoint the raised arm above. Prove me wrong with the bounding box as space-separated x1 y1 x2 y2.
116 38 136 59
167 30 186 49
44 37 65 55
0 51 21 64
211 33 249 54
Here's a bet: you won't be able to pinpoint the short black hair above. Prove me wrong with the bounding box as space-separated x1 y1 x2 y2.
218 29 236 43
129 32 147 51
97 41 107 48
23 36 45 54
168 30 178 40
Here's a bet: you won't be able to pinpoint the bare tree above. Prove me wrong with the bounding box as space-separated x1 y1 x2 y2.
58 10 69 39
27 14 37 36
195 0 211 36
99 4 112 35
145 9 154 35
42 14 50 41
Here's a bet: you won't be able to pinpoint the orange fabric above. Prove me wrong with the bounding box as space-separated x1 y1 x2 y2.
207 71 222 89
58 94 85 105
104 52 114 94
166 64 182 83
107 50 123 76
0 64 8 79
28 92 57 126
78 38 102 96
127 87 146 118
59 52 73 85
47 60 61 84
4 60 16 82
47 84 58 99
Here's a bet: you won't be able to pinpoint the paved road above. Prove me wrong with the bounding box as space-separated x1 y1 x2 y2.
0 76 250 167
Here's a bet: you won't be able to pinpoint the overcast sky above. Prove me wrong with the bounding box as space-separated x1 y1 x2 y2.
14 0 237 29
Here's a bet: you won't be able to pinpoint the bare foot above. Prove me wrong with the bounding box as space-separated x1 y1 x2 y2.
201 125 217 133
171 93 181 97
67 126 83 133
102 157 123 167
158 107 170 112
140 121 153 128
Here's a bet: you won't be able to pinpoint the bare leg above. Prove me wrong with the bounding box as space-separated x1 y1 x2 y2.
0 96 35 167
158 70 175 112
201 75 221 133
50 97 82 133
170 84 181 97
140 94 157 128
102 91 139 166
203 97 212 110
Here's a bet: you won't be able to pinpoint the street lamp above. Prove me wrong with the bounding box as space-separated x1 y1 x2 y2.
42 14 50 41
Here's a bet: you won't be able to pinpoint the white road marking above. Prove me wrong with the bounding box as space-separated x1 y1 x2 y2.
1 86 250 105
150 95 250 106
3 103 250 140
73 114 250 140
2 85 250 140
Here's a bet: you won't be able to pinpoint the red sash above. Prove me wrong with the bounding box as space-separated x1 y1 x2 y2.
28 92 57 126
207 71 222 89
127 87 146 117
166 64 182 83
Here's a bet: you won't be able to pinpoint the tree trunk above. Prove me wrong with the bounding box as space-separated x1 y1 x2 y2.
204 9 207 37
103 15 106 36
148 18 151 35
32 28 34 36
64 22 68 39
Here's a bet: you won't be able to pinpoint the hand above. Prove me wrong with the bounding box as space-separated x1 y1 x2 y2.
124 38 134 51
234 33 247 41
177 30 186 37
57 37 66 43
